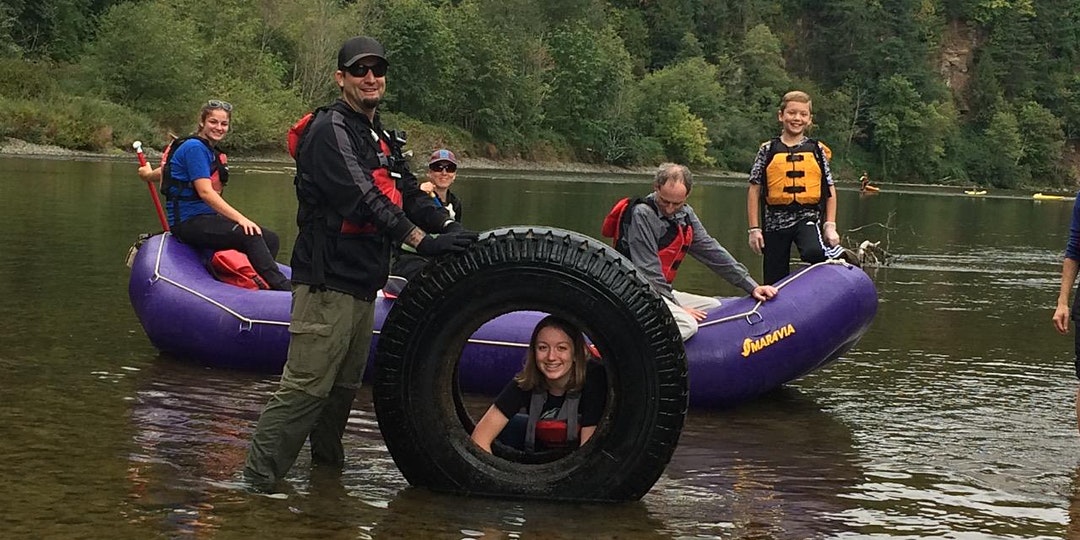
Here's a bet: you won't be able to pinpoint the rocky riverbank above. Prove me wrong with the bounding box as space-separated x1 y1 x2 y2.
0 137 674 176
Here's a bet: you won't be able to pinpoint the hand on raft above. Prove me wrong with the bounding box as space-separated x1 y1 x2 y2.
751 285 778 302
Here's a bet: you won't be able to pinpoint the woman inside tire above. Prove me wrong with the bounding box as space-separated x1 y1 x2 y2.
470 315 607 453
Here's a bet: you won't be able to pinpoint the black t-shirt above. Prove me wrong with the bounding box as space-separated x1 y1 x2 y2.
493 362 607 426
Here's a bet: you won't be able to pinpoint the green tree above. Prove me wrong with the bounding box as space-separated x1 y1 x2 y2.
869 75 953 180
970 0 1035 24
1015 100 1065 183
636 57 725 122
374 0 456 119
982 8 1038 100
738 24 790 111
6 0 115 60
445 0 547 152
639 0 695 69
88 0 208 128
965 52 1005 130
0 3 16 57
608 7 650 76
176 0 307 149
980 109 1025 188
655 101 714 167
270 0 378 108
544 20 633 156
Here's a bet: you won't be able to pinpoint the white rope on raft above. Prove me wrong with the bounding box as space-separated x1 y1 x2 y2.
150 232 289 330
698 259 853 329
148 233 532 344
148 234 852 341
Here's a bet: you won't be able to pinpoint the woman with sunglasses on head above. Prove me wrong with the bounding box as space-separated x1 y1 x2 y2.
137 100 291 290
390 148 465 281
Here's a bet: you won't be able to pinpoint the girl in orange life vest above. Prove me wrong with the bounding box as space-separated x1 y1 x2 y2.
747 90 843 285
471 316 607 453
137 101 290 290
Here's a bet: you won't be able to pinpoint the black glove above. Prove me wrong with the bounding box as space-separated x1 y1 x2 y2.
442 220 479 237
415 230 478 256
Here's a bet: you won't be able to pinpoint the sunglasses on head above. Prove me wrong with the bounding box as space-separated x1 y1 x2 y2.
429 162 457 173
345 62 388 78
207 99 233 112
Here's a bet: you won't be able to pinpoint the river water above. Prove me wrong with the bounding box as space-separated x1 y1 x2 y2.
1 156 1078 539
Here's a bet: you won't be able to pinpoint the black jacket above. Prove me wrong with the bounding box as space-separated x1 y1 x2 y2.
291 99 450 299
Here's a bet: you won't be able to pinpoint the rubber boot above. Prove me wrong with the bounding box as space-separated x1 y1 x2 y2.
244 387 326 489
309 385 357 467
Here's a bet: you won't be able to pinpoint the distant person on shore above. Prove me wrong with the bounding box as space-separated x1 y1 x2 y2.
747 90 843 285
859 171 873 192
1052 193 1080 435
390 148 464 281
137 100 290 291
470 315 607 453
603 163 778 341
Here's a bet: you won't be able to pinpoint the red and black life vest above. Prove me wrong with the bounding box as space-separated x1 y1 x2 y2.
339 134 403 234
290 107 411 289
159 136 229 228
524 390 581 451
601 196 694 283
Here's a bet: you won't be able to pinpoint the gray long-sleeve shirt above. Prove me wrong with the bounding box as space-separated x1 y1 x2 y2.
626 193 758 304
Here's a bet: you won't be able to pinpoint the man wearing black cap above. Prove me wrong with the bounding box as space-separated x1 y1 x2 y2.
243 36 477 492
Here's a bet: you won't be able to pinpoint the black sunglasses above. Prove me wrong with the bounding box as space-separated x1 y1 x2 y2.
207 100 233 112
345 62 388 78
429 162 457 173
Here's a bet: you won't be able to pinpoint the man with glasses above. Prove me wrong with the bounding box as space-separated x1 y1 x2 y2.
624 163 777 341
244 36 477 493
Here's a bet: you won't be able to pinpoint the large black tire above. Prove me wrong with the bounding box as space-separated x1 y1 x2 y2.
373 227 688 502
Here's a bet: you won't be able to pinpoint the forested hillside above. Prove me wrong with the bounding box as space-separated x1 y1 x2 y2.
2 0 1077 187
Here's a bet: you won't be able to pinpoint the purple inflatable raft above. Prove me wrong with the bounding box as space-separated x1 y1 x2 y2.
128 233 877 408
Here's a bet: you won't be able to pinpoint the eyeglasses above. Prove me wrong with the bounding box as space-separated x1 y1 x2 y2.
345 62 388 78
207 100 233 112
429 162 457 173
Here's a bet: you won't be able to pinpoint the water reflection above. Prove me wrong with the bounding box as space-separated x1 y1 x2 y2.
125 357 871 538
8 157 1080 537
372 489 669 539
125 359 672 537
125 358 271 535
655 388 863 538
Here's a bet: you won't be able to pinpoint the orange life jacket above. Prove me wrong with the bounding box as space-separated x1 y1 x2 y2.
760 137 829 208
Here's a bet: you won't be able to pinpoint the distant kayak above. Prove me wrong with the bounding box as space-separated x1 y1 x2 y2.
964 190 987 196
1033 192 1076 201
860 185 880 193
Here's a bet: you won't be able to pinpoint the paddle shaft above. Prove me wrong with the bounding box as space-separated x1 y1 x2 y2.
134 141 170 231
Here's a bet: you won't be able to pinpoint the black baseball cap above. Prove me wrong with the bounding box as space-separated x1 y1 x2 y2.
337 36 388 69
